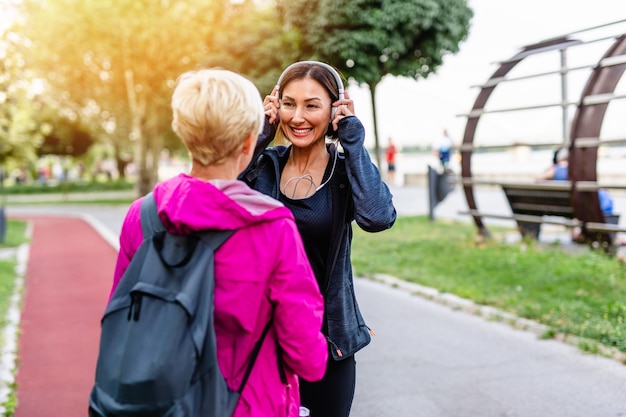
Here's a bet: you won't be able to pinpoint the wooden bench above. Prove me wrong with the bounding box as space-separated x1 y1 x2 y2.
459 179 625 251
500 181 621 245
501 182 576 239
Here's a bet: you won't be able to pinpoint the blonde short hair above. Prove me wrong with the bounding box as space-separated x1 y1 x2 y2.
171 69 264 166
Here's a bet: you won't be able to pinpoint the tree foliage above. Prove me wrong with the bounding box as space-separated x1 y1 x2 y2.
17 0 295 194
7 0 471 186
0 22 46 168
202 3 301 96
37 111 96 157
278 0 473 166
18 0 226 193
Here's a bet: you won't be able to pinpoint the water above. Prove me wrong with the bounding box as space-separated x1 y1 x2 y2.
390 148 626 187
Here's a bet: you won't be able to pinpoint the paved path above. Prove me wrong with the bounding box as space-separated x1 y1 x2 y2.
10 216 116 417
351 278 626 417
5 186 626 416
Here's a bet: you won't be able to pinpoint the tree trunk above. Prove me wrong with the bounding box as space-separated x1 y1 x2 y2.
368 81 382 169
147 121 161 190
112 140 127 180
124 68 153 197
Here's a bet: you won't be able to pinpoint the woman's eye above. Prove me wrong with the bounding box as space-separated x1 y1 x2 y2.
282 102 295 108
307 104 320 109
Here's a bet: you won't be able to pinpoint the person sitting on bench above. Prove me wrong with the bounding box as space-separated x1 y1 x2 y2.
536 147 621 243
536 147 614 215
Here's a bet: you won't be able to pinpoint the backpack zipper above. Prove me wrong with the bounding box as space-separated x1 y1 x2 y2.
127 294 142 321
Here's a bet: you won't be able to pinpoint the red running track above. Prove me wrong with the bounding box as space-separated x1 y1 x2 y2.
13 216 116 417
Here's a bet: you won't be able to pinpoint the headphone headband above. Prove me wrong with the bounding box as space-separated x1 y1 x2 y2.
275 61 345 100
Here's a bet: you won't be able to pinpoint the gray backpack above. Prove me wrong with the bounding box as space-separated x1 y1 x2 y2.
89 192 270 417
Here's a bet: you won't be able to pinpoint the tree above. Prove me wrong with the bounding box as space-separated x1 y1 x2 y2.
37 111 96 158
0 22 46 170
18 0 298 194
19 0 243 195
278 0 473 168
202 3 302 95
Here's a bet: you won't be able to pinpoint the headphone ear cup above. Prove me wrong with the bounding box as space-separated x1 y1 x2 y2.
326 122 335 137
327 107 338 137
326 107 337 136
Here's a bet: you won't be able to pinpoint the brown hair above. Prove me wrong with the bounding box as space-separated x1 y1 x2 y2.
277 62 344 139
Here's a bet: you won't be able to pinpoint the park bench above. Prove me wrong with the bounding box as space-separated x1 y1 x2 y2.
501 181 576 239
502 181 623 243
461 179 623 249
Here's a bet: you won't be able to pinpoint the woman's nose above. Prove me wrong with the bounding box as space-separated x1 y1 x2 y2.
292 106 305 121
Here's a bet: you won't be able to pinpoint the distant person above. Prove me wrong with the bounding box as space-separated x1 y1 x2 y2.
108 68 328 416
433 129 453 170
537 147 613 214
536 147 569 181
385 137 397 183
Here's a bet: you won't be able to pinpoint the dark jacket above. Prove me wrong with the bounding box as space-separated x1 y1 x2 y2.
240 116 396 360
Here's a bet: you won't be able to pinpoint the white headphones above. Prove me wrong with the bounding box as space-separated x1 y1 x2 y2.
275 61 345 119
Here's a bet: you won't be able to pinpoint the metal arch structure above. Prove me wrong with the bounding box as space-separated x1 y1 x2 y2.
461 26 626 240
461 37 578 238
569 35 626 234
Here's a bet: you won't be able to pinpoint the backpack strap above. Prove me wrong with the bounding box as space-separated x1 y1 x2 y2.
140 192 165 237
237 318 273 393
141 192 234 249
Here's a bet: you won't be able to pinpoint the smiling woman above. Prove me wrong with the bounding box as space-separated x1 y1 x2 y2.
240 61 397 417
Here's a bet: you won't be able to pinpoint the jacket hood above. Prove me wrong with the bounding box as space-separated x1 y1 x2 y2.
152 173 289 234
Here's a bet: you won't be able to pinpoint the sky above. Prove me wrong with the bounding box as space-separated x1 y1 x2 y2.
348 0 626 149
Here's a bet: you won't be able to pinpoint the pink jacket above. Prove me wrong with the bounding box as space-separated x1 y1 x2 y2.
111 174 328 416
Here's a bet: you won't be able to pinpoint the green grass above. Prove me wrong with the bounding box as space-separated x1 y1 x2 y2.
6 199 134 206
352 216 626 355
0 220 28 249
0 260 18 328
2 180 135 205
2 180 134 195
0 220 29 417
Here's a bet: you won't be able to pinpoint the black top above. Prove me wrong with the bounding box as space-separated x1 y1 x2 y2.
279 159 334 290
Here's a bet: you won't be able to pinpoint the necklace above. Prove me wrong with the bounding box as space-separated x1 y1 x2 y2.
281 145 338 200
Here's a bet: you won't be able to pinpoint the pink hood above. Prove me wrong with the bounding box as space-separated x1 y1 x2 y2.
111 174 328 417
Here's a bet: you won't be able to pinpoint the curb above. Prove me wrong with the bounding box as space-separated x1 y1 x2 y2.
368 273 626 365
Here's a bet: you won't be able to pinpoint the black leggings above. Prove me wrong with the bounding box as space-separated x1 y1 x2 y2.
300 354 356 417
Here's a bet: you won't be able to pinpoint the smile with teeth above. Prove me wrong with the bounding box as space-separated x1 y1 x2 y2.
291 127 313 135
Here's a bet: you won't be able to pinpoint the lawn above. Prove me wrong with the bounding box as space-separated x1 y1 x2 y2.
0 220 29 333
0 219 29 416
352 216 626 357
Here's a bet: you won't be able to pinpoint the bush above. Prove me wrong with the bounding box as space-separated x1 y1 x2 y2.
2 180 134 195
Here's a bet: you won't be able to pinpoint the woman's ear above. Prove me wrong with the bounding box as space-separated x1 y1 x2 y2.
241 131 257 156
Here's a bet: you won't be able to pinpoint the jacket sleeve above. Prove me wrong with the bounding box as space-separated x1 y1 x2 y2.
338 116 397 232
109 199 144 301
239 116 277 182
252 116 277 164
268 217 328 382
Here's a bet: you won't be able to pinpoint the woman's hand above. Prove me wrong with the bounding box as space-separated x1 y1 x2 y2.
264 87 280 124
331 90 354 131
